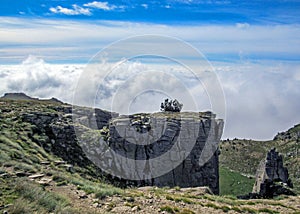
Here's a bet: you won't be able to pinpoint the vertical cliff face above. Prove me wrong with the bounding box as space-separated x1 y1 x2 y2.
21 103 223 194
106 111 223 194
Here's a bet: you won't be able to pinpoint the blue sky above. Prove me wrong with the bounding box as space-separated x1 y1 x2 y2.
1 0 300 24
1 0 300 63
0 1 300 139
0 0 300 64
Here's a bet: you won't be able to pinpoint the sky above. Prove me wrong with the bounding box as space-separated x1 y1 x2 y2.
0 0 300 140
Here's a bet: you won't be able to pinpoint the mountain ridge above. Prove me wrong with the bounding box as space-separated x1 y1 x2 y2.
0 92 64 104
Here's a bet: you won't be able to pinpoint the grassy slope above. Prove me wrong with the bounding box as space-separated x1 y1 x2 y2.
0 99 299 213
219 167 254 196
0 99 122 213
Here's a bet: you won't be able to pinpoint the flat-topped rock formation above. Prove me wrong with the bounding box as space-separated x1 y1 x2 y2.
82 111 224 194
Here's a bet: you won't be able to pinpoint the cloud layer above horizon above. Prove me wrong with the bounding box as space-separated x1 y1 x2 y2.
1 55 299 140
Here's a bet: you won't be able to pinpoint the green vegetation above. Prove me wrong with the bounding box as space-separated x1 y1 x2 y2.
179 208 195 214
13 178 69 212
165 195 194 204
258 208 280 214
0 99 122 213
160 205 176 213
94 186 123 199
219 166 254 196
49 170 123 197
0 177 75 214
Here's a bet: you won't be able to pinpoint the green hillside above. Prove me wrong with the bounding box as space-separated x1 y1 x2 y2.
219 167 254 196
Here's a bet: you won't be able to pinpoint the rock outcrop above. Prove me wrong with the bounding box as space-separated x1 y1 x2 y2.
21 106 117 168
239 148 295 199
81 111 223 194
21 103 224 194
252 148 295 197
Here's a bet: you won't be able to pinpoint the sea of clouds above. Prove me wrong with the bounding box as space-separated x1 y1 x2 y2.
0 55 300 140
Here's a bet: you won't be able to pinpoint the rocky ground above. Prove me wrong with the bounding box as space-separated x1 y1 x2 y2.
2 170 300 214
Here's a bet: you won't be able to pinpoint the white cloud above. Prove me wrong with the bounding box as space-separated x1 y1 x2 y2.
213 61 300 140
1 18 300 64
1 55 300 140
83 1 118 11
141 4 148 9
236 22 250 29
0 55 83 102
50 4 92 16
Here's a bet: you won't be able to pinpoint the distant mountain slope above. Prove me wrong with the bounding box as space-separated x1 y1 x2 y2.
274 124 300 141
1 92 35 100
219 124 300 194
0 92 64 104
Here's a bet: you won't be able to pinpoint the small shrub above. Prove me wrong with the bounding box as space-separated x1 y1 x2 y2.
124 196 135 202
241 207 256 213
0 167 6 174
0 150 10 163
160 99 183 112
53 175 66 183
8 198 33 214
232 206 242 212
95 187 122 199
179 208 195 214
106 202 116 211
246 201 256 205
205 202 219 209
14 178 69 212
166 195 174 201
124 202 135 208
220 205 230 212
173 207 180 212
180 197 193 204
0 136 22 150
273 195 288 200
28 154 40 164
13 163 36 173
174 186 181 191
258 208 279 214
160 205 175 213
224 195 237 200
8 149 23 159
57 180 68 186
